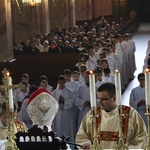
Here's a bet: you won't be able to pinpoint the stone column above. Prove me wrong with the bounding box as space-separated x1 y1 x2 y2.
44 0 50 33
92 0 112 18
68 0 76 27
0 0 13 62
75 0 92 21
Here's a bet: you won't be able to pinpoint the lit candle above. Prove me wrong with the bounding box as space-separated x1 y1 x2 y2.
145 68 150 106
89 70 96 107
7 72 14 111
114 70 122 106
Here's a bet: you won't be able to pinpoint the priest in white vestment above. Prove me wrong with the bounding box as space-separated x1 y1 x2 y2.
76 83 147 149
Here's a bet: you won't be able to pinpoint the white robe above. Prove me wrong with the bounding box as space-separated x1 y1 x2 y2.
95 80 106 89
106 55 118 74
127 39 137 78
120 41 129 86
86 56 97 70
65 80 78 92
53 87 76 144
129 86 147 129
75 84 91 129
75 84 98 129
102 75 115 84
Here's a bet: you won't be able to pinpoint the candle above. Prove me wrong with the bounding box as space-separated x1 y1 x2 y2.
145 68 150 106
114 70 122 106
8 76 14 111
89 70 96 107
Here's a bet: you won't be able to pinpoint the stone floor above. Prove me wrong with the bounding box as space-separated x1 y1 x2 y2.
122 23 150 106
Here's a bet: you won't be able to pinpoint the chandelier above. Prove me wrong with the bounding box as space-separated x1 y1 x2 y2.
22 0 41 7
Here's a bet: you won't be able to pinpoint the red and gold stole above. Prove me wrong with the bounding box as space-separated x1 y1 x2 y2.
95 106 130 142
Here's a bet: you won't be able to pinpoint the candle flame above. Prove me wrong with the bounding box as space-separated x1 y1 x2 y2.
115 69 119 74
89 70 93 74
6 72 10 77
145 68 149 73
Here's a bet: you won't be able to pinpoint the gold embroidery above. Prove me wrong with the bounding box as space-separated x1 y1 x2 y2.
95 106 130 142
14 120 25 132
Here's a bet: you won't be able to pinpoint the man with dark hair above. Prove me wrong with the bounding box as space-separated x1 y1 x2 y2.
39 75 53 92
86 46 98 70
129 73 147 129
76 82 147 149
21 73 30 85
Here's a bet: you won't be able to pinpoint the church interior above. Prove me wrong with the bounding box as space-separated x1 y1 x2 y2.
0 0 150 149
1 0 148 85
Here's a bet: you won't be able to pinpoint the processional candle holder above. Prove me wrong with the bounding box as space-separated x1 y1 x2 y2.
144 68 150 150
89 71 103 150
144 106 150 150
115 106 128 150
0 68 19 150
90 107 103 150
114 70 128 150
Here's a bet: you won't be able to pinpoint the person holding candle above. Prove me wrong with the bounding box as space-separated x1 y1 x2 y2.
76 82 147 149
129 73 148 130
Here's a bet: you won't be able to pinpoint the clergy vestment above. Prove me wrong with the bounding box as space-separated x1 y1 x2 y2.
0 120 28 140
75 84 91 129
65 80 78 92
53 86 76 143
76 106 147 149
106 55 118 74
19 96 33 129
129 86 147 129
86 55 97 70
75 83 98 130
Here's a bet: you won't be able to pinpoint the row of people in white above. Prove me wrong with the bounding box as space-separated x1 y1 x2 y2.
143 40 150 71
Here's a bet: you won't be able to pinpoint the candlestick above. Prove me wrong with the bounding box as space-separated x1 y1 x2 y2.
145 68 150 106
90 108 103 150
116 108 128 150
114 70 122 106
89 70 96 107
0 68 19 150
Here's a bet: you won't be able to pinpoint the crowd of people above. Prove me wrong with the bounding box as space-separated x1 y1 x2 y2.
0 16 148 149
13 16 123 55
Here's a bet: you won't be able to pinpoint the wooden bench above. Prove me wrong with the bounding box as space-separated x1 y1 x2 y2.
0 53 80 88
